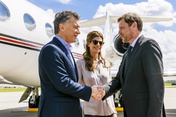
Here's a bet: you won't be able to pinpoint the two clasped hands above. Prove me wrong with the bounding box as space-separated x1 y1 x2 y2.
91 85 105 101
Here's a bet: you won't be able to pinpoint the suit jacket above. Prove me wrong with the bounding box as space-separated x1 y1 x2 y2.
37 37 91 117
103 35 165 117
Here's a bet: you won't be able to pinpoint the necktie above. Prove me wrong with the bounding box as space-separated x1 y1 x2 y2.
124 46 133 78
126 46 133 58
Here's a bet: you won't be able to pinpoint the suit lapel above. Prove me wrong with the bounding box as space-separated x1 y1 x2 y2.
120 54 127 84
70 53 78 81
52 37 78 81
127 35 144 65
53 37 75 68
67 53 75 68
124 35 145 77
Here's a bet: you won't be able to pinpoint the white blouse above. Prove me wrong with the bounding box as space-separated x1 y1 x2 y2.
76 59 117 116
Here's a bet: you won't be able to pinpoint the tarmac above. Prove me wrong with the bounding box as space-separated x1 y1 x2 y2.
0 88 176 117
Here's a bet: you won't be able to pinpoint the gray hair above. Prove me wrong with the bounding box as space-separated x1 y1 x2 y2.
53 10 80 34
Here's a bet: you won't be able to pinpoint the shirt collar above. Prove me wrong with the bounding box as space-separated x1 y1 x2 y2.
55 35 72 52
130 33 142 48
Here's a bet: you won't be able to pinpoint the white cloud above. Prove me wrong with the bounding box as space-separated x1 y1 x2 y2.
57 0 71 4
95 0 175 17
136 0 173 16
46 9 55 16
95 0 176 24
81 0 176 70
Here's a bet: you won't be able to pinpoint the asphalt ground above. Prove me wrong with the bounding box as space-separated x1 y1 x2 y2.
0 88 176 117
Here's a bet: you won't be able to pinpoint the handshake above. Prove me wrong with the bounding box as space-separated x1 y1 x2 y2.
91 85 105 101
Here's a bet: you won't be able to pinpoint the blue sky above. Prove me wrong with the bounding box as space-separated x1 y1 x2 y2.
28 0 176 70
28 0 176 32
28 0 175 20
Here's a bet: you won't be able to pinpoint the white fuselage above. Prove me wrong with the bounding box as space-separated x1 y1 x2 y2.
0 0 173 88
0 0 54 87
0 0 84 87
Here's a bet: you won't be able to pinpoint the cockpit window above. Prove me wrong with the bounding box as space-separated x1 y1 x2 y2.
45 23 54 38
0 1 10 21
23 13 36 31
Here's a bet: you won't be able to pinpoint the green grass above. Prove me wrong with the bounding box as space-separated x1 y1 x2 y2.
0 82 175 93
165 82 172 86
165 82 176 88
0 88 26 92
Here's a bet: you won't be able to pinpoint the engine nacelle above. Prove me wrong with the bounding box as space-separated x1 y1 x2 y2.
104 34 129 65
112 34 129 57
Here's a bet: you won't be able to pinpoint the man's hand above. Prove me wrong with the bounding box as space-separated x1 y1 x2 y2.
91 85 105 101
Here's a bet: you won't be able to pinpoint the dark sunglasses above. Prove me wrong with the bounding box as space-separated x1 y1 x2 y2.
92 40 104 45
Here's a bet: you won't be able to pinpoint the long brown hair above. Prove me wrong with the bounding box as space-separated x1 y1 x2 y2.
83 31 112 71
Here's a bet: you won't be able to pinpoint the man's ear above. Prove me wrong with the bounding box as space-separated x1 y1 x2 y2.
59 24 64 31
133 22 137 29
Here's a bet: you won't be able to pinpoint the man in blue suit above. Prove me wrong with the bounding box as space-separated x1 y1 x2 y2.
38 10 102 117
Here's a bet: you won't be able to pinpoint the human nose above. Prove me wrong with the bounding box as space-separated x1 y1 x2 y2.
118 29 121 35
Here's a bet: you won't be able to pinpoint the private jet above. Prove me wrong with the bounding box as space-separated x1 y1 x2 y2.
0 0 173 108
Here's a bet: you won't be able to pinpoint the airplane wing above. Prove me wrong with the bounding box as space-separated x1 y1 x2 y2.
79 15 172 28
79 16 107 28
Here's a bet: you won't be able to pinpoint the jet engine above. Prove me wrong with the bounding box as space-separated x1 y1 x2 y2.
112 34 129 57
104 34 129 64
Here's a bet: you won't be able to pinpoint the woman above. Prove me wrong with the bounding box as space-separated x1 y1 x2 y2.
76 31 117 117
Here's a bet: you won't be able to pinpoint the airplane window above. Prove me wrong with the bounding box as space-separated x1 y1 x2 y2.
74 38 80 47
45 23 54 38
23 13 36 31
0 1 10 21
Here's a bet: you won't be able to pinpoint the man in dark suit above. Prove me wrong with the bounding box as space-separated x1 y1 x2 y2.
37 10 102 117
102 13 166 117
